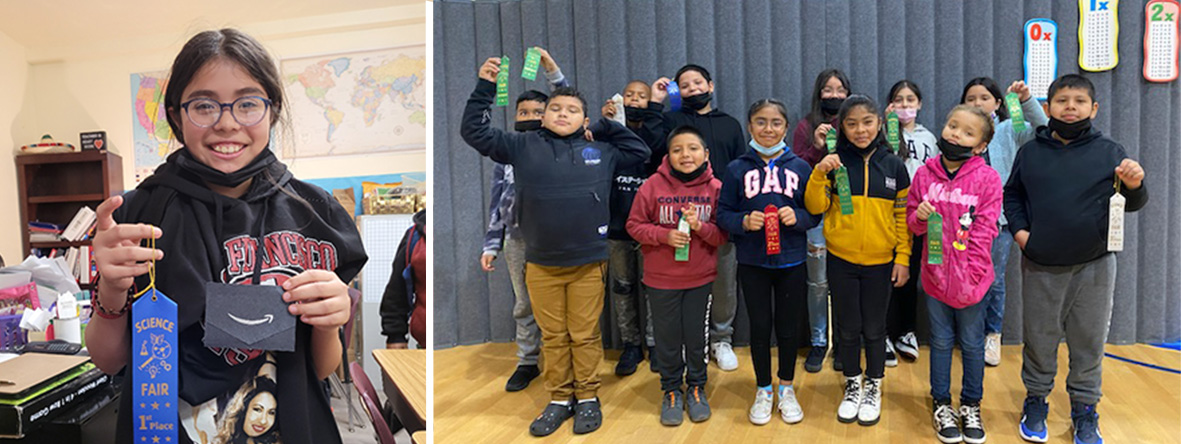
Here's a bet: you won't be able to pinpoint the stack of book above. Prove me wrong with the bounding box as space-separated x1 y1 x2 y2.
60 207 97 242
28 222 63 243
0 355 109 439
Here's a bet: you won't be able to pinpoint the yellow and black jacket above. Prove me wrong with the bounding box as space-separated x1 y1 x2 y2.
804 136 911 266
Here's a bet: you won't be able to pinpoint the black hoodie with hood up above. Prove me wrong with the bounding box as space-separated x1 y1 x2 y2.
112 149 367 444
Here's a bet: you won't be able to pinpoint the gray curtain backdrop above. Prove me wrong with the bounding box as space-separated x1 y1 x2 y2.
434 0 1181 350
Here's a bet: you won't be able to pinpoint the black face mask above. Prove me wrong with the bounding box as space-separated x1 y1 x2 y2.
514 120 543 132
669 160 709 183
624 106 645 123
820 97 844 116
682 92 712 111
937 137 975 162
1048 117 1091 140
175 146 277 188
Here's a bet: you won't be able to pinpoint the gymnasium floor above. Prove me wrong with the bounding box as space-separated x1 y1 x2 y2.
434 342 1180 443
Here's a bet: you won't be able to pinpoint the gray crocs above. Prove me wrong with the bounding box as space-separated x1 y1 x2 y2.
529 402 573 437
572 398 602 434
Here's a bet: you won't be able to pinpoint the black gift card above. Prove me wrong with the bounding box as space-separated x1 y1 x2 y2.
203 282 296 352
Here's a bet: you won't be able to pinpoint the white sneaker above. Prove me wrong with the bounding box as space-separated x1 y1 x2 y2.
712 342 739 371
858 377 882 426
885 340 899 367
837 376 862 423
984 333 1001 367
749 388 773 425
896 331 920 360
778 385 804 424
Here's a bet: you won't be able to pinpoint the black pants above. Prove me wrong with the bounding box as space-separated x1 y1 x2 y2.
887 235 923 340
648 282 712 392
829 254 892 379
739 264 808 387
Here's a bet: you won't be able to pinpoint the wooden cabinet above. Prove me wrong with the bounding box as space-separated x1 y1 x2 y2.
15 151 123 286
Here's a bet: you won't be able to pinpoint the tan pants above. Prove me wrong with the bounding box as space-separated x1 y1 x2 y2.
525 261 606 401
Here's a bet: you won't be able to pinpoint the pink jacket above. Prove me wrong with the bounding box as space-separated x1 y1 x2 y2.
906 156 1002 308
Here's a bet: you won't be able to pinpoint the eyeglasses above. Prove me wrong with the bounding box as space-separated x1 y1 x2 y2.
180 96 272 128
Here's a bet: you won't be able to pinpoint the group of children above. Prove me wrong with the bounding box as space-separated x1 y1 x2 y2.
464 52 1148 444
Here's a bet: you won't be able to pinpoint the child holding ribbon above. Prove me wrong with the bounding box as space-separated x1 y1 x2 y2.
626 125 726 426
791 68 852 373
639 64 747 372
907 105 1002 444
959 77 1048 367
716 99 818 425
881 79 937 366
88 29 368 444
804 95 910 427
1005 74 1147 444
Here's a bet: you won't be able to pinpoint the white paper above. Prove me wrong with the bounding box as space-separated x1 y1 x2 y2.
19 307 52 332
57 292 78 319
1108 192 1126 251
610 93 627 125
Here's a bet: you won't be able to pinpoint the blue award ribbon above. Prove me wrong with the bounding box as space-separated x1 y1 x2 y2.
666 81 681 112
131 234 178 443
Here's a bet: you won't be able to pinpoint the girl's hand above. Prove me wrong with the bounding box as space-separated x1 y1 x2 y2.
601 99 617 119
813 123 834 149
682 206 702 231
93 195 163 303
816 154 843 174
778 206 797 227
480 253 496 272
284 269 351 331
891 263 910 288
884 103 896 114
478 57 501 83
666 229 691 248
1008 81 1032 102
915 201 937 221
743 211 765 231
650 77 672 104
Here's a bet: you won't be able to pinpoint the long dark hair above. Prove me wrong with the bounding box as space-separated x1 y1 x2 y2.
885 80 923 161
805 68 852 130
164 29 286 141
216 376 281 444
960 77 1008 122
836 94 888 152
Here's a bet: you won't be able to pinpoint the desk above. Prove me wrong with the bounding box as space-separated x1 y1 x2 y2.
372 349 426 433
411 430 425 444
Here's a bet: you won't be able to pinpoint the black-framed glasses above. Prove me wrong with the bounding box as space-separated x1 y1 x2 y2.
180 96 272 128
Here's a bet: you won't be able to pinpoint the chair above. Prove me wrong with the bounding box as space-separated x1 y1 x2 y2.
327 288 366 431
350 361 396 444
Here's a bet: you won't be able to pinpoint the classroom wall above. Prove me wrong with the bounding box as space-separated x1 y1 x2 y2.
0 31 29 267
3 4 427 262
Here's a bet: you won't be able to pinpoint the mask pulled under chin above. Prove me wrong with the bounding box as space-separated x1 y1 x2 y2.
1048 117 1092 140
681 92 712 111
176 146 277 188
937 137 975 161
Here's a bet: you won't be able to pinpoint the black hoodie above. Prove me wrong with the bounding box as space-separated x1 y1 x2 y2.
461 78 650 266
112 150 367 444
637 101 748 181
1004 126 1148 266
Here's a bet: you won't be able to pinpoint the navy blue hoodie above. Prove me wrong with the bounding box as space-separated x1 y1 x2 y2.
461 78 650 266
1004 126 1148 266
717 146 819 267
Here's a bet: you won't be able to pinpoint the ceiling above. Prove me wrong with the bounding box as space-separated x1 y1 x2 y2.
0 0 421 49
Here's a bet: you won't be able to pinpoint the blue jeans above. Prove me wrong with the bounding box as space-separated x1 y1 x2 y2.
983 230 1013 335
927 295 986 404
805 223 828 347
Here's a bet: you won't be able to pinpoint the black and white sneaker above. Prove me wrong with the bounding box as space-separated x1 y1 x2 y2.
933 400 963 443
960 402 986 444
885 340 899 367
896 332 920 360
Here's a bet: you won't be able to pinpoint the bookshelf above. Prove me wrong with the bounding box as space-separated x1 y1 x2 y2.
16 150 123 289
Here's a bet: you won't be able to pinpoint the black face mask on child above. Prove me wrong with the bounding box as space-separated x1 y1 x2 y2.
682 92 712 111
624 106 645 123
1048 117 1091 140
820 97 844 116
514 120 543 132
937 137 975 162
669 160 709 183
